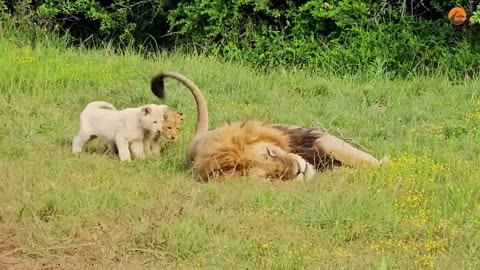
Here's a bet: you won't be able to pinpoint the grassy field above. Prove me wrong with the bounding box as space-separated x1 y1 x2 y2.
1 31 480 270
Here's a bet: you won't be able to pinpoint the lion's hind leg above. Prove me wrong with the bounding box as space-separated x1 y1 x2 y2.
315 134 385 168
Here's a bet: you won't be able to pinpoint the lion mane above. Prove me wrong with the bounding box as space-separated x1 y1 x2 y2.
193 121 316 181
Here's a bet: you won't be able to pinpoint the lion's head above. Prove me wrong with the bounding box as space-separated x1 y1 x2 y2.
162 110 186 140
246 144 317 182
139 104 168 136
192 121 317 182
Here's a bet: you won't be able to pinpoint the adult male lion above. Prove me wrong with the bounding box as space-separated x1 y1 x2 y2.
150 71 386 182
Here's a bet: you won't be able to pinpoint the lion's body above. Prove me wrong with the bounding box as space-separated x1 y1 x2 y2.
150 71 386 181
267 124 341 169
267 124 384 169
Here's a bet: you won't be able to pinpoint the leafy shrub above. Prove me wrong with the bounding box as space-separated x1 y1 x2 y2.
1 0 480 78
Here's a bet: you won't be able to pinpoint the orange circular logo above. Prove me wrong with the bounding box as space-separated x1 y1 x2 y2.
448 7 467 26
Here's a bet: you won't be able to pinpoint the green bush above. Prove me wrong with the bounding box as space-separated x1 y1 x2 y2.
2 0 480 78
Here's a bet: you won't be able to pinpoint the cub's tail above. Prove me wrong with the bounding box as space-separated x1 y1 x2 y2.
84 101 116 111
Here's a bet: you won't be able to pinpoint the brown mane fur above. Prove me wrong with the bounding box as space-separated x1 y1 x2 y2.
192 121 301 181
269 124 342 170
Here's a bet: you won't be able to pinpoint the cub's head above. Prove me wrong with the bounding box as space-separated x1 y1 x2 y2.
248 144 316 181
162 110 186 140
139 105 168 135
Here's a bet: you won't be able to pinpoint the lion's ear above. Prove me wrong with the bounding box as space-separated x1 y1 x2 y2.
265 147 277 158
179 112 187 120
142 106 152 115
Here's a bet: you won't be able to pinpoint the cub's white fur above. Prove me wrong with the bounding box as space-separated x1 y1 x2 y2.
72 101 168 161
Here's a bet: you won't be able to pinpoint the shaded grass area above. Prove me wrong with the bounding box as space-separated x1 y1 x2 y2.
1 31 480 269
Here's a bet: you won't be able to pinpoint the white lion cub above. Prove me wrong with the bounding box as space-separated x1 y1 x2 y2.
72 101 168 161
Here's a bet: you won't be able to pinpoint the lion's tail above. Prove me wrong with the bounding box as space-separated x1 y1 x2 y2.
150 71 208 135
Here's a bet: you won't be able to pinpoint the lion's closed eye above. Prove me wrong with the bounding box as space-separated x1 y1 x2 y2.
265 147 277 158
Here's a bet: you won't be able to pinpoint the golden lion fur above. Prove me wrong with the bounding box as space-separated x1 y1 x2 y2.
192 121 314 181
144 109 187 157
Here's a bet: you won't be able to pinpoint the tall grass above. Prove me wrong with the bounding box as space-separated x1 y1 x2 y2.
1 26 480 269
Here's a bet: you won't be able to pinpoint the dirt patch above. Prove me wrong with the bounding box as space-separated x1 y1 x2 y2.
0 257 62 270
0 222 151 269
0 223 57 269
0 223 18 254
0 223 50 269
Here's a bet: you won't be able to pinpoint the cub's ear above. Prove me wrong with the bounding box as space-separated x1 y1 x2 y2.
179 112 187 120
141 106 152 115
161 105 169 113
265 147 277 158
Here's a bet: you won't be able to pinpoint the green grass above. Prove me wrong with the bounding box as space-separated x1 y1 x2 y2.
1 30 480 270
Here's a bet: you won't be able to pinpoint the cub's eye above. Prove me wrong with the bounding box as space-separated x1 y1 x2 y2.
153 121 157 124
168 127 172 130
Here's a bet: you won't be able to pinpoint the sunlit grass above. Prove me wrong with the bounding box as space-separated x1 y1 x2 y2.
1 31 480 269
